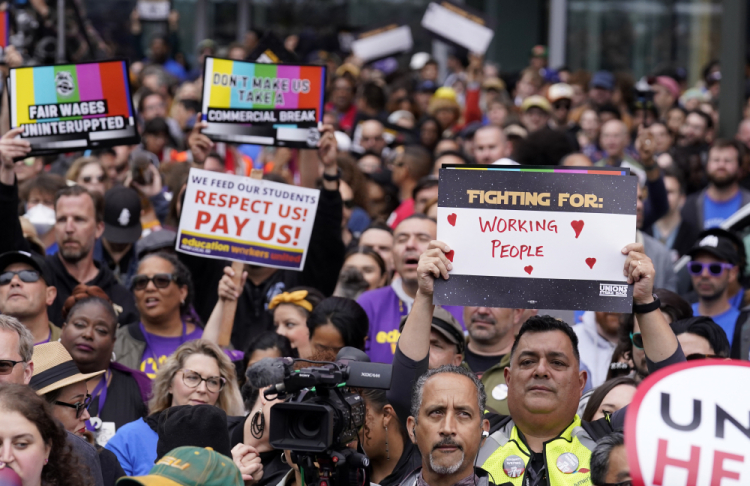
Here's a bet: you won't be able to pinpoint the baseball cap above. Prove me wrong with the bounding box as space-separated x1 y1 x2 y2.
687 231 740 265
530 45 548 59
399 306 466 354
547 83 574 103
156 405 232 460
590 70 615 91
0 251 53 285
116 447 243 486
654 76 680 99
521 95 552 114
482 77 506 92
416 80 438 94
103 187 142 244
135 230 177 260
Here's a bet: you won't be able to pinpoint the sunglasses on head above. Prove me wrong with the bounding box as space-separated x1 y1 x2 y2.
54 394 93 419
688 262 734 277
0 359 26 375
82 175 106 184
0 269 41 286
131 273 178 291
630 332 643 349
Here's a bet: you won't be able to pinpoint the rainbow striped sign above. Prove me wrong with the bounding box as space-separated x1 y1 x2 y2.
200 57 326 147
9 60 139 155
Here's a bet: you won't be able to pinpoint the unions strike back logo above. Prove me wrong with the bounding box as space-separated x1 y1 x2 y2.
55 71 75 96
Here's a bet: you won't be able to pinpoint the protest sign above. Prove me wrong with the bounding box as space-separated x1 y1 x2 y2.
137 0 171 21
351 24 414 62
0 10 8 58
434 165 637 313
8 60 140 156
200 57 326 148
176 168 320 271
421 1 494 55
626 360 750 486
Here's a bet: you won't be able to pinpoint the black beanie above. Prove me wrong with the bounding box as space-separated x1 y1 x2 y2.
155 405 232 460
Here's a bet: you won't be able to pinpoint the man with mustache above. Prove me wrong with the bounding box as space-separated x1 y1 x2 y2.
402 365 491 486
395 239 683 485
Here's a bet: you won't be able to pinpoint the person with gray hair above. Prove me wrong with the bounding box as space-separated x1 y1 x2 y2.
590 433 631 486
400 364 491 486
0 314 34 385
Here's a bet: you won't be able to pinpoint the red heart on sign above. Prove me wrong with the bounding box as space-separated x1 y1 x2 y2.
445 250 455 262
447 213 457 226
524 265 533 275
571 220 584 238
586 258 596 269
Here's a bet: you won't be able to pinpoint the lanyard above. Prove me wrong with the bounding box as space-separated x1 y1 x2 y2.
86 368 111 431
139 320 187 374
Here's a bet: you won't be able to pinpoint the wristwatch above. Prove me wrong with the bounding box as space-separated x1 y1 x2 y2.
322 168 342 181
633 293 660 314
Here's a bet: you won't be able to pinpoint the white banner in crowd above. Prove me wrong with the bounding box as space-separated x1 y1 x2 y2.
421 1 494 54
626 361 750 486
351 25 414 62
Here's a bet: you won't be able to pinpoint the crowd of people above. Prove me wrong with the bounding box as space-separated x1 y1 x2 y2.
0 8 749 485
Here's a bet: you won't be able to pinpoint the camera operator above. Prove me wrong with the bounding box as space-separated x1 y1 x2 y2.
392 240 685 485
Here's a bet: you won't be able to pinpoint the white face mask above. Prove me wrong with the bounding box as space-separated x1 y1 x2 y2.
24 204 56 236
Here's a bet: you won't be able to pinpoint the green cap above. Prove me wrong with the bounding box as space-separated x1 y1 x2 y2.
116 447 242 486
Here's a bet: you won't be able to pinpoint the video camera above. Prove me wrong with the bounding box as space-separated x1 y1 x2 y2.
264 348 392 486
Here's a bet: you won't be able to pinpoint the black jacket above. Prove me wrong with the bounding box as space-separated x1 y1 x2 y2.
0 180 138 326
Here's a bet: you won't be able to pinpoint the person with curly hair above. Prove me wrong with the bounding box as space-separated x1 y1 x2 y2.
104 339 243 476
0 382 93 486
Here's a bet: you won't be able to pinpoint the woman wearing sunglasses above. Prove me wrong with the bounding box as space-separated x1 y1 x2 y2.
113 252 201 379
105 339 243 476
66 156 109 196
29 342 125 486
59 285 151 440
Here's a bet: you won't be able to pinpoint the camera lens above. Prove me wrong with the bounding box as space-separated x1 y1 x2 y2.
294 412 321 439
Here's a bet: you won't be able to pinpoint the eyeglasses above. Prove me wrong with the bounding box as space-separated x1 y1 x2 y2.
81 175 106 184
180 369 226 393
54 394 92 419
630 332 643 349
0 269 41 286
686 353 722 360
131 273 178 291
0 359 26 375
553 100 571 110
688 262 734 277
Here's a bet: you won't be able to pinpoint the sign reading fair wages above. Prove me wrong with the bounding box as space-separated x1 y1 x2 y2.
201 57 325 148
176 168 320 271
434 165 637 313
9 60 139 156
626 361 750 486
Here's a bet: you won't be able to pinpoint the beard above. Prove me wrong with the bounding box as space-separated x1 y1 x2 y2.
708 171 738 189
60 243 91 263
428 437 465 475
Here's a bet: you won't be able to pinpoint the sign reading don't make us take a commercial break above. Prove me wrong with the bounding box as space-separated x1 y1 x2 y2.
9 60 140 156
434 165 637 313
176 168 320 271
200 57 326 148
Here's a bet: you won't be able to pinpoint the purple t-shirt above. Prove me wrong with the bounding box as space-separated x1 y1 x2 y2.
358 286 465 364
139 326 203 379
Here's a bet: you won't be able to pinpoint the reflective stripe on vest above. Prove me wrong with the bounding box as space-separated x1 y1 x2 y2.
482 415 593 486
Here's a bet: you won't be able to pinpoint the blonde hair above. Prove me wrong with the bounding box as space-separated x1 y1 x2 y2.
65 156 107 184
148 339 244 416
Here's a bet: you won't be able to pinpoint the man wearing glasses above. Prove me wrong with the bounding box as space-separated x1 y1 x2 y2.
687 231 742 345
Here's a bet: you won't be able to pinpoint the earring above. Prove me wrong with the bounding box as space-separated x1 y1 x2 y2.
44 458 48 465
280 453 288 464
250 411 265 439
111 351 116 362
385 426 390 461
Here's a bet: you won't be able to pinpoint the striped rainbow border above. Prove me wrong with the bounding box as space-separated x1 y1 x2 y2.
446 166 627 176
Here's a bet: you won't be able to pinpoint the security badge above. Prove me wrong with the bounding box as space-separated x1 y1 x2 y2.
503 455 525 478
556 452 579 474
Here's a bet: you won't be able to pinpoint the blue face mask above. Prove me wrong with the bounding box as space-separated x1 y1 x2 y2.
24 203 56 236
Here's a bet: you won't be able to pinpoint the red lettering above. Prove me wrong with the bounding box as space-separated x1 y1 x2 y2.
240 199 249 211
278 225 293 244
536 246 544 257
208 192 217 205
497 218 506 232
501 245 509 258
711 450 744 486
518 220 527 232
520 245 529 259
535 220 545 231
653 439 700 485
292 207 303 220
279 205 291 218
480 216 497 232
258 221 276 240
228 195 239 208
251 201 262 213
263 201 273 214
234 217 250 236
492 240 501 257
210 214 229 234
509 246 519 258
195 211 211 230
195 190 206 204
508 219 517 232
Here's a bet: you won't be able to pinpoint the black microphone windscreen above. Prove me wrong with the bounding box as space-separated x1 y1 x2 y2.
245 357 287 389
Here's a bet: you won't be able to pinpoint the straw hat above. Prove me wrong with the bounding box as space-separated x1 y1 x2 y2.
30 342 105 396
